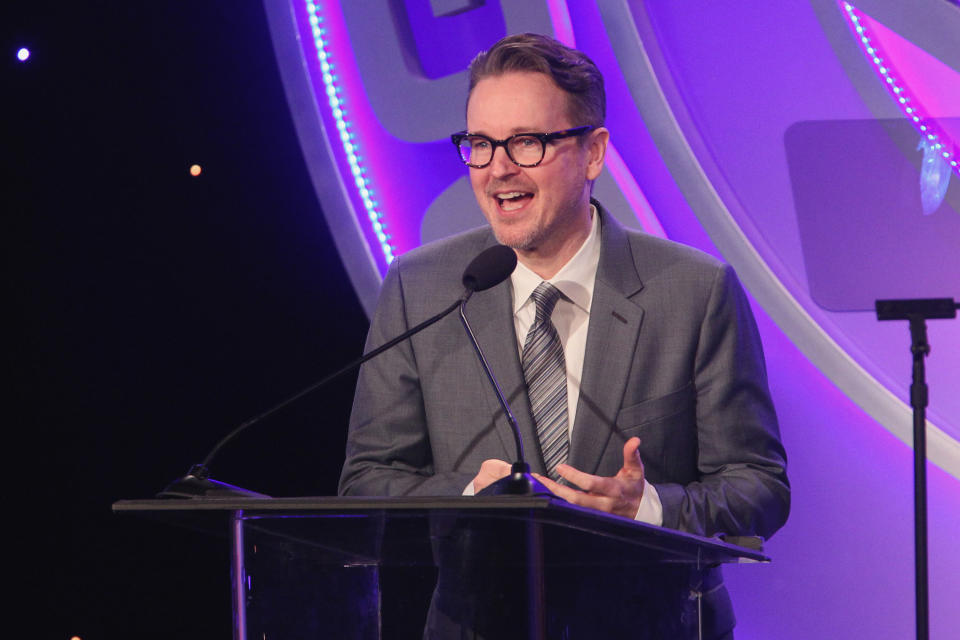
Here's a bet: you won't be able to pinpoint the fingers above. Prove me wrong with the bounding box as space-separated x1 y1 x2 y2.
555 463 606 493
472 458 511 493
622 437 643 472
624 436 641 456
535 472 617 512
480 458 511 475
533 473 602 506
532 473 566 497
537 443 645 519
540 465 615 501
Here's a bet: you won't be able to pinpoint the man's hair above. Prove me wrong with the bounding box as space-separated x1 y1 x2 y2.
468 33 605 128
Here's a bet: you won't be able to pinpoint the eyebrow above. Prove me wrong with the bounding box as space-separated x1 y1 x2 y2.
466 126 552 137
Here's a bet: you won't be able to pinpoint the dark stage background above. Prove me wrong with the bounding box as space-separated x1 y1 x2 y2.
7 4 369 636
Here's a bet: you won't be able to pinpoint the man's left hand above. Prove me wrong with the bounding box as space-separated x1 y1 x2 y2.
535 437 645 519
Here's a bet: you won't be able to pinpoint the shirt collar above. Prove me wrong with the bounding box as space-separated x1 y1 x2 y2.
511 204 602 315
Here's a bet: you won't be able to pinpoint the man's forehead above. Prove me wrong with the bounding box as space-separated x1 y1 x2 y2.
466 70 559 102
465 71 573 132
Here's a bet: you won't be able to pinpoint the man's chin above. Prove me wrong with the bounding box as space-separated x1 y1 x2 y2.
490 228 537 253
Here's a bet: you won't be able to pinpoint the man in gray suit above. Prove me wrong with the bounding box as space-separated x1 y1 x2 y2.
339 33 788 638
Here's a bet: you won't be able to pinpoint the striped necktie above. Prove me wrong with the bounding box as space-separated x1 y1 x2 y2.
522 281 568 480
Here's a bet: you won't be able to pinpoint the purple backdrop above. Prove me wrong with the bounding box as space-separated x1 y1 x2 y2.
265 1 960 637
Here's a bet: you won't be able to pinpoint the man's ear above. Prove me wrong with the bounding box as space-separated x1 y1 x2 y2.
585 127 609 181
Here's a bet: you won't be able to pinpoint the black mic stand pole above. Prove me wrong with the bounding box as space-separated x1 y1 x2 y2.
875 297 959 640
908 313 929 640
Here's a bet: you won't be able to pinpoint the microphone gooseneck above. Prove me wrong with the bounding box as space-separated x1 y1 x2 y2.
460 293 551 496
458 302 525 466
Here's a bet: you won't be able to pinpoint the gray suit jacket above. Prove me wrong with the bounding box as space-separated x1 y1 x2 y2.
339 202 789 540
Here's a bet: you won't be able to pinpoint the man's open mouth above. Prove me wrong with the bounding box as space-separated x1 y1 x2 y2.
496 191 533 212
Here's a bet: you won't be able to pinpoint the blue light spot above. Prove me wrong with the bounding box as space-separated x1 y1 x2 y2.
17 47 30 62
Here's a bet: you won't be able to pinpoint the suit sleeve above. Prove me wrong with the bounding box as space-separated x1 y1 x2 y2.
338 257 475 497
654 264 790 539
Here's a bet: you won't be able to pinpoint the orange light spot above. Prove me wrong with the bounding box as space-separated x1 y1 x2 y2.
189 164 202 177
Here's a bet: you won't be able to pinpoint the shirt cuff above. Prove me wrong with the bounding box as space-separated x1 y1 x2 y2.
634 480 663 526
463 481 475 496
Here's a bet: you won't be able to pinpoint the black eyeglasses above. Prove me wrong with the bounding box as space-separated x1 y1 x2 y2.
450 125 596 168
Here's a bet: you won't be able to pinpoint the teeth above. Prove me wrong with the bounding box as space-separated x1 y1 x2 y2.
499 194 529 212
496 192 525 200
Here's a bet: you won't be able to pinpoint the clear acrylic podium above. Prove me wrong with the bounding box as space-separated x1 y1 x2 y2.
113 495 767 639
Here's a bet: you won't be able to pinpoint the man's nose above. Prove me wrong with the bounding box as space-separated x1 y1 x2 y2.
488 145 519 178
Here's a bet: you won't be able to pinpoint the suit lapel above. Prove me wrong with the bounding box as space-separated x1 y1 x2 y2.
569 205 645 474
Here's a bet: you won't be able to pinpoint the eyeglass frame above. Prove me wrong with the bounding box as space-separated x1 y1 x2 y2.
450 125 597 168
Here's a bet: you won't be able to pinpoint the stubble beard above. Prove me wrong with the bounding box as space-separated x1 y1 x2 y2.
490 219 542 253
489 196 588 259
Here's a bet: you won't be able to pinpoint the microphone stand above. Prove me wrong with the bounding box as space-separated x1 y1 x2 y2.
875 297 959 640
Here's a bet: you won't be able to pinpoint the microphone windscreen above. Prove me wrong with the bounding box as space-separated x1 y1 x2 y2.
462 245 517 292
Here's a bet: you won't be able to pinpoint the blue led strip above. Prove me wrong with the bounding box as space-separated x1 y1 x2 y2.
304 1 396 264
842 2 959 178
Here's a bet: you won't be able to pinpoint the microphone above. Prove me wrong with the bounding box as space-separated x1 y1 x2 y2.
463 244 517 292
158 244 518 499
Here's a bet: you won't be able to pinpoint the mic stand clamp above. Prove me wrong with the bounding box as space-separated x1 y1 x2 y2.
477 462 553 497
158 463 270 499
